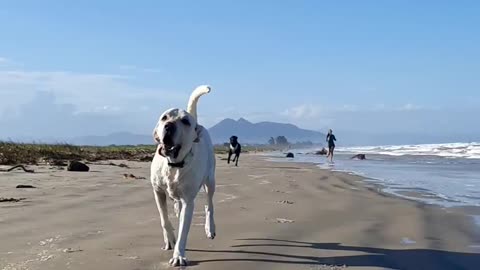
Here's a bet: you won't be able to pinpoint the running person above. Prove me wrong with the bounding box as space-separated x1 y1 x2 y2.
326 129 336 163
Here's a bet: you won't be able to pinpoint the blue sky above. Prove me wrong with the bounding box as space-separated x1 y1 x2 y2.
0 1 479 144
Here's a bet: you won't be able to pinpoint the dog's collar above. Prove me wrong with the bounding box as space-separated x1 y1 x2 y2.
168 160 185 168
167 149 193 169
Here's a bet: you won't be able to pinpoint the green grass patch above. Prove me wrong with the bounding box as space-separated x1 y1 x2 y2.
0 142 273 165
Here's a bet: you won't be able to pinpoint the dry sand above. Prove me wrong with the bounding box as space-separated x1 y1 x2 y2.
1 155 480 270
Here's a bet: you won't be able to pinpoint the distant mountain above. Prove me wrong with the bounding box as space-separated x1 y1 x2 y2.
60 118 325 146
208 118 325 144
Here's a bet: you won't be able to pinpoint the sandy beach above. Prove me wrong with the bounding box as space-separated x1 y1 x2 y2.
1 154 479 270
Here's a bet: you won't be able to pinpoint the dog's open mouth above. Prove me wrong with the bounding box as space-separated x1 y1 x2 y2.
159 144 182 159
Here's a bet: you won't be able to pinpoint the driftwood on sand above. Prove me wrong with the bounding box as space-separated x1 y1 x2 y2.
0 165 35 173
16 185 36 189
123 173 146 180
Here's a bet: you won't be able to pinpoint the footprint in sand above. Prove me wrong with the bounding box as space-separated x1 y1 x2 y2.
401 237 417 245
275 218 295 224
276 200 294 205
469 244 480 250
124 256 140 260
289 183 300 188
248 175 266 179
63 248 83 254
272 190 291 194
310 264 348 269
216 184 241 188
265 217 295 224
217 193 237 203
135 217 157 225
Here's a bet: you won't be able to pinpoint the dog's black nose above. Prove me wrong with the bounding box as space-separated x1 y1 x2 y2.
165 122 176 133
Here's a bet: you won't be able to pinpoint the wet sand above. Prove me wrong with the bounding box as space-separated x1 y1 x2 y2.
1 155 479 270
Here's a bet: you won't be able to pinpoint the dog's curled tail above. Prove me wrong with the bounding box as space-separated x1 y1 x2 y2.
187 85 211 120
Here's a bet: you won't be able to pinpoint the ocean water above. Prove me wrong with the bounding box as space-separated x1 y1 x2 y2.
267 142 480 208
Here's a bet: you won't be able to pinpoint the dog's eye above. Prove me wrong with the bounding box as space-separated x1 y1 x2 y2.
161 115 167 121
181 118 191 126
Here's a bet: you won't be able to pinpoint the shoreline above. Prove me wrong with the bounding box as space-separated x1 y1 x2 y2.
1 154 480 269
261 151 480 218
254 152 480 251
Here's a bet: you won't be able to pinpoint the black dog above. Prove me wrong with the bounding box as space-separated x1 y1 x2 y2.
227 136 241 166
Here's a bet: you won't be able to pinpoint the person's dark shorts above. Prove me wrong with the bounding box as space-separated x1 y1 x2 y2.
328 144 335 151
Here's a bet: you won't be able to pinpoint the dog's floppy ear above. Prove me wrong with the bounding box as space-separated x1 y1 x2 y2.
194 126 201 143
153 126 161 144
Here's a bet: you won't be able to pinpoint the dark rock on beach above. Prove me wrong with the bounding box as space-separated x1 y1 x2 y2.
67 161 90 172
315 148 328 155
351 154 366 160
286 152 295 158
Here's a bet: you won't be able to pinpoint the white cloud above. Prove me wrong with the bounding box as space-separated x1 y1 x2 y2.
119 65 163 73
92 105 122 113
282 104 321 119
0 60 197 138
399 103 422 111
0 57 14 67
339 104 358 112
143 68 163 73
0 69 186 113
0 57 23 68
282 104 366 120
119 65 136 70
277 102 429 131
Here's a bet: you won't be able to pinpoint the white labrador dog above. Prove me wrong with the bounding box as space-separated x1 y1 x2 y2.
150 85 216 267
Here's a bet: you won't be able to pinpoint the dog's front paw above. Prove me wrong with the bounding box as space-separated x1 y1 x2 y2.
206 231 216 239
205 224 216 239
169 256 188 267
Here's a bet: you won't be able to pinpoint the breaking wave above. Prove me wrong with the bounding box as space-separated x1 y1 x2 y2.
337 142 480 159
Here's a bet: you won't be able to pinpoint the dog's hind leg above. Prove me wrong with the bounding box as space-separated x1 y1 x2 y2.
153 188 176 250
174 199 182 218
204 177 216 239
235 153 240 166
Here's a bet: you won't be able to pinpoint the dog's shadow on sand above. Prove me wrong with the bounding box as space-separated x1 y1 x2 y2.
188 238 480 270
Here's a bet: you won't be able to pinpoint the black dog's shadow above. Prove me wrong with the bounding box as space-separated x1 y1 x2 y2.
188 238 480 269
